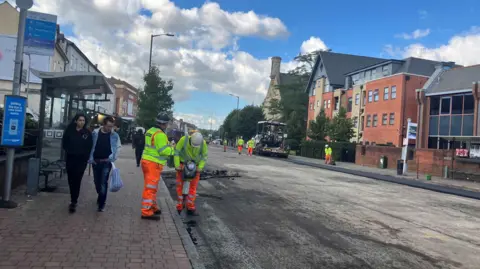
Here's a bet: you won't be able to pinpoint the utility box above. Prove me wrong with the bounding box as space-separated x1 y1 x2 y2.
397 160 404 175
379 155 388 169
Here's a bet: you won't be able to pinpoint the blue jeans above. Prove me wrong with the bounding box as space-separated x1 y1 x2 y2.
92 162 112 208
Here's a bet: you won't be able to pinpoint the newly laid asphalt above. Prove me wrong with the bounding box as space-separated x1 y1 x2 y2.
162 146 480 269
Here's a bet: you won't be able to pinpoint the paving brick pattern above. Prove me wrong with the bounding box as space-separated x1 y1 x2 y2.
0 149 192 269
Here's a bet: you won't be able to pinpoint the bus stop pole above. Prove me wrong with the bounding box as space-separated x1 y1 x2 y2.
1 2 31 208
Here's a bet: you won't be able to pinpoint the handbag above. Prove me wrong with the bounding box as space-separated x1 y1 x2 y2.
109 162 123 192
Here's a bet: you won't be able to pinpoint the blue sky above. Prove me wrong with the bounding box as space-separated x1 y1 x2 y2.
171 0 480 125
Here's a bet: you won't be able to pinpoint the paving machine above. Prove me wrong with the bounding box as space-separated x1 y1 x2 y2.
254 121 288 158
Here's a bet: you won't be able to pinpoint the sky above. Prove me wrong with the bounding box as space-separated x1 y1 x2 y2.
5 0 480 128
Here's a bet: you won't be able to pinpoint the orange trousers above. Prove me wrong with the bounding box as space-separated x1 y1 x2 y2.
224 145 227 152
325 154 331 164
176 165 200 211
238 145 243 153
140 160 163 217
248 147 253 156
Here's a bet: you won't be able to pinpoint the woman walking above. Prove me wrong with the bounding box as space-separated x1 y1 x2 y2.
62 113 93 213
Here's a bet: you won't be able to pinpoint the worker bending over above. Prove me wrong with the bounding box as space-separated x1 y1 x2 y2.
174 132 208 215
140 113 174 220
325 144 332 165
247 137 255 156
237 136 244 155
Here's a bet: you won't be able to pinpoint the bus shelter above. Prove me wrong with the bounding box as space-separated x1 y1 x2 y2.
29 69 113 192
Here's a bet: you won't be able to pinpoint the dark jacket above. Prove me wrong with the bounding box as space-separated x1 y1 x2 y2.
132 132 145 150
62 127 93 159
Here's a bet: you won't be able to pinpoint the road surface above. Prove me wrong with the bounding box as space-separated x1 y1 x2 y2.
162 146 480 269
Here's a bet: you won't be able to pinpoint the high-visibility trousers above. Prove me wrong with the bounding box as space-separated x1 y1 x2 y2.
176 164 200 211
224 145 227 152
325 154 331 164
140 159 163 216
238 145 243 153
248 147 253 155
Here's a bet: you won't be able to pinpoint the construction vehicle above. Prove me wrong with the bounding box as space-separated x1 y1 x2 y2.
254 121 288 158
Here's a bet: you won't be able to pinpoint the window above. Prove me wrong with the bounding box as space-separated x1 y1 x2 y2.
355 93 360 105
372 69 377 78
382 114 388 125
327 99 331 108
363 92 366 106
366 115 371 127
368 91 373 102
312 87 316 96
374 89 379 102
464 94 474 114
365 70 371 81
334 97 339 110
316 100 319 107
373 114 378 127
310 103 313 110
324 100 327 108
391 86 397 99
452 95 463 114
440 97 451 114
389 113 395 125
347 97 352 112
316 79 322 88
384 87 389 100
382 65 389 75
353 117 358 128
430 96 440 115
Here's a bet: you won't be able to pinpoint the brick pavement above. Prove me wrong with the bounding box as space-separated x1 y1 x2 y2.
0 148 193 269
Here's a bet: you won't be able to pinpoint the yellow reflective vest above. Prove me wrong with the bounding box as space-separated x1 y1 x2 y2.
174 136 209 171
237 139 244 146
141 127 173 165
325 147 332 155
247 139 255 148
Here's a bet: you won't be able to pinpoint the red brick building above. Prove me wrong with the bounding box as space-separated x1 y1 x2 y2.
108 77 139 118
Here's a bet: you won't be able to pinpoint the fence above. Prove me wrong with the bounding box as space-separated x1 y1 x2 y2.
0 129 40 155
300 141 356 163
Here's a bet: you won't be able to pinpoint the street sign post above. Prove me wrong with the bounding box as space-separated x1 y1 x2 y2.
24 11 57 56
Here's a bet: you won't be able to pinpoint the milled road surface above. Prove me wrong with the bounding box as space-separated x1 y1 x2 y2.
162 146 480 269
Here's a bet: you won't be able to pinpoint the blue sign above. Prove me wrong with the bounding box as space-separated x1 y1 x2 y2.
24 11 57 56
1 96 27 147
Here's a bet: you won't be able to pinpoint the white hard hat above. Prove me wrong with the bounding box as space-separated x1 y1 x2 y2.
325 144 329 148
191 132 204 147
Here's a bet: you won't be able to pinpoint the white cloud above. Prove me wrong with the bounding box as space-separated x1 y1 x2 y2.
395 28 430 40
174 112 224 129
300 36 328 54
385 27 480 66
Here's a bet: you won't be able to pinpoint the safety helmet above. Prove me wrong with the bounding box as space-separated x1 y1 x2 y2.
190 132 204 147
325 144 329 148
156 112 170 124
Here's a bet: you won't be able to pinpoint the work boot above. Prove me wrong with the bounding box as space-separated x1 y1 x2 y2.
154 209 162 215
187 209 199 216
68 203 77 213
141 215 160 220
177 210 182 215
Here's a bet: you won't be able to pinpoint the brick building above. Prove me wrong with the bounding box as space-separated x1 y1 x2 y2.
108 77 139 118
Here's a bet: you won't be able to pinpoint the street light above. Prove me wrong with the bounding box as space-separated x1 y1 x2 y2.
149 33 175 71
229 93 240 122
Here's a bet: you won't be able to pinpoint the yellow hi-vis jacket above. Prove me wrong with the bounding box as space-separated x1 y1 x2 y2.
325 147 332 156
237 138 245 146
141 127 173 165
174 136 208 171
247 139 255 148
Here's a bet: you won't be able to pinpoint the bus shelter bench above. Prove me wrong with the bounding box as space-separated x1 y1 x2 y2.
39 159 64 192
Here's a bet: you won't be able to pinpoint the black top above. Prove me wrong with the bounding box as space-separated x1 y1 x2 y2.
62 127 93 160
94 130 112 160
133 133 145 149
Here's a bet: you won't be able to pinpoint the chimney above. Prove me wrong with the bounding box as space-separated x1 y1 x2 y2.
270 56 281 80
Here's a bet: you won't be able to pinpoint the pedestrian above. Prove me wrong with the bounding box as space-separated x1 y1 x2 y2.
88 116 121 212
62 113 93 213
140 113 174 220
247 137 255 156
132 129 145 167
237 136 244 155
174 132 208 216
223 138 227 152
325 144 332 165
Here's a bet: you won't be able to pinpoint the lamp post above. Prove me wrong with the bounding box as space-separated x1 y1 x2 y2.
148 33 175 71
229 93 240 122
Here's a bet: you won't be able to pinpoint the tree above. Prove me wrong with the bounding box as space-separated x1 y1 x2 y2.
327 107 354 142
222 109 240 140
221 106 264 140
136 66 174 128
308 108 329 141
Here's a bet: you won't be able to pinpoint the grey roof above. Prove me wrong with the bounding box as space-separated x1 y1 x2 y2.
279 73 300 85
426 65 480 95
396 57 444 76
305 51 385 92
319 51 385 86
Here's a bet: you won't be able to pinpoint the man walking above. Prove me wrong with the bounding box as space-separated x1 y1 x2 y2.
325 144 332 165
237 136 244 155
247 137 255 156
174 132 208 216
132 129 145 167
140 113 174 220
89 116 121 212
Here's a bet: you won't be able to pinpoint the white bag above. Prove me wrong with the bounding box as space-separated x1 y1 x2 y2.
109 162 123 192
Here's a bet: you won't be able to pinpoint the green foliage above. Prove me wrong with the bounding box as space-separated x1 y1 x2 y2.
327 107 354 142
221 106 264 140
300 139 356 162
136 66 174 128
308 108 329 141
